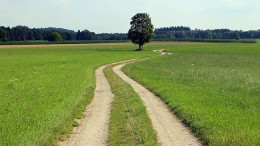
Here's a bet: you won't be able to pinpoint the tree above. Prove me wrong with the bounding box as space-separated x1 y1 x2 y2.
235 33 240 40
48 32 62 41
12 25 31 41
0 28 7 42
128 13 154 51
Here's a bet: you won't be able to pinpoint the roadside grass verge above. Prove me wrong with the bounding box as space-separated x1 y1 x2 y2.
0 45 155 145
104 63 157 145
122 43 260 145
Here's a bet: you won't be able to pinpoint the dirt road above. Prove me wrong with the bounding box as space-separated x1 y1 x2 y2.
60 59 137 146
60 51 200 145
60 64 113 146
113 63 201 146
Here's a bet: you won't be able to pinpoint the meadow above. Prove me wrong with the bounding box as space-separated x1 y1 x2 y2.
155 38 256 43
0 44 155 145
0 39 256 45
123 43 260 145
0 40 130 45
1 42 259 145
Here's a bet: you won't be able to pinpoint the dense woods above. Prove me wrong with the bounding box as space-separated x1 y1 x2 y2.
154 26 260 39
0 25 259 42
0 26 128 41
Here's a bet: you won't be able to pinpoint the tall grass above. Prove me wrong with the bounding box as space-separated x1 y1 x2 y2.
0 45 155 145
123 43 260 145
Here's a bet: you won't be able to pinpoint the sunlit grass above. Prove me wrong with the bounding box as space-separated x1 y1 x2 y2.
0 45 154 145
123 43 260 145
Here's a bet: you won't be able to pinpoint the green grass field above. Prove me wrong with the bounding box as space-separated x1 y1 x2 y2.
0 40 130 45
1 42 259 145
0 39 256 45
0 45 155 145
154 38 257 43
123 43 260 145
104 64 157 145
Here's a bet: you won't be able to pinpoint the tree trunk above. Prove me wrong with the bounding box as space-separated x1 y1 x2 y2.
138 44 142 51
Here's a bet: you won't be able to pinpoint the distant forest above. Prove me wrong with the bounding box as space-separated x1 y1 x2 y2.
0 26 128 41
0 25 260 42
154 26 260 39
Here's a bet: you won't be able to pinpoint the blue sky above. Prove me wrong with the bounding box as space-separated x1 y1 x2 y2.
0 0 259 33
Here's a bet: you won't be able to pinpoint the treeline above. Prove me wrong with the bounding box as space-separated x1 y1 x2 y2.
154 26 260 39
1 25 260 42
0 25 128 42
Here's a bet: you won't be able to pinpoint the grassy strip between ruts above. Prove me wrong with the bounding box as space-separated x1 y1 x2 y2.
104 63 157 145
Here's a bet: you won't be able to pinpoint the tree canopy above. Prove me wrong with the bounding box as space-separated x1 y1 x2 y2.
0 28 7 42
0 26 128 41
128 13 154 51
0 25 259 42
48 32 63 42
154 26 260 39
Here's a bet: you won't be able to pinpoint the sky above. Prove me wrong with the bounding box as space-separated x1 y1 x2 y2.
0 0 259 33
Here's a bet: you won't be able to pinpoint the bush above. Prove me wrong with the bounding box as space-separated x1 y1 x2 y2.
48 32 63 42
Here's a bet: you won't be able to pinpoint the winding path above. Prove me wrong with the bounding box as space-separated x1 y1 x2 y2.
60 51 200 146
60 60 136 146
113 62 200 146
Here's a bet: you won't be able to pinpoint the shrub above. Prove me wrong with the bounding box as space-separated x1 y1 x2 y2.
48 32 63 42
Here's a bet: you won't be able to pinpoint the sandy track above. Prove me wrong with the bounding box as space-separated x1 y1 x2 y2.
113 63 201 146
60 50 200 145
60 64 113 146
60 59 136 146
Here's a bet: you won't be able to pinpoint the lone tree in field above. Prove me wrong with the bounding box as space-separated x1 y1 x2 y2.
128 13 154 51
48 32 63 42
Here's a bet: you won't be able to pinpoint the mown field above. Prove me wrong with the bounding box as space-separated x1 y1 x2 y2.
123 43 260 145
0 44 155 145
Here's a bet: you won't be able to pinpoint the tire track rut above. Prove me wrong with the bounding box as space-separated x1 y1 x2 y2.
113 61 201 146
61 51 200 145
